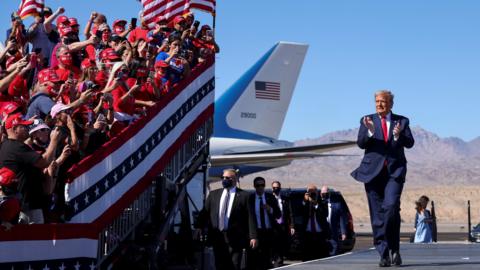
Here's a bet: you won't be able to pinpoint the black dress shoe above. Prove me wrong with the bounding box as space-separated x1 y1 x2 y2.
391 252 402 266
379 257 391 267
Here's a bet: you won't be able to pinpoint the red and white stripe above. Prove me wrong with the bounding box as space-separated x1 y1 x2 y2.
189 0 216 14
18 0 44 19
141 0 191 28
141 0 216 28
65 60 215 223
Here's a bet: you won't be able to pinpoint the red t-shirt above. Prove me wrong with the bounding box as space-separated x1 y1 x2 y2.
54 66 81 81
112 84 135 115
126 78 157 103
0 197 20 223
7 74 29 101
128 27 149 43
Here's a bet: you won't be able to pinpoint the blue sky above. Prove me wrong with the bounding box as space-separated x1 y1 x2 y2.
1 1 479 141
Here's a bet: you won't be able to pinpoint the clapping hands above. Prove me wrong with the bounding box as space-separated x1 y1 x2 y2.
363 116 375 134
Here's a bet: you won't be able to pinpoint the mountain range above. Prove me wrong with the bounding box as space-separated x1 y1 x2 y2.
243 126 480 190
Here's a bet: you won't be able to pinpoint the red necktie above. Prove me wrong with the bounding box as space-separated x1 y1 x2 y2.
381 116 388 143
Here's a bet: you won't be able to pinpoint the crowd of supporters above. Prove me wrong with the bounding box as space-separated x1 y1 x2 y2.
0 6 219 229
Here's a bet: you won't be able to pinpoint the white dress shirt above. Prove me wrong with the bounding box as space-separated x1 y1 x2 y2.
274 194 284 224
367 112 398 141
219 187 236 230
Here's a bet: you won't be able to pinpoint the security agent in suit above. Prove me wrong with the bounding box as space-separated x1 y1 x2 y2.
351 90 414 267
320 186 348 256
271 180 295 267
198 169 258 270
301 184 331 261
247 177 281 270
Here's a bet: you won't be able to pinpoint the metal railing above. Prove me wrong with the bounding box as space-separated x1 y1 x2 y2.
96 118 213 266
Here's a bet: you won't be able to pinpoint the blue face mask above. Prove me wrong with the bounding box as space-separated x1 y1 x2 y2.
221 177 234 189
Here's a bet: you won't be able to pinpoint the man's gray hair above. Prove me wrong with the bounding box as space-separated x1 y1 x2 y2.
374 90 394 104
55 44 69 59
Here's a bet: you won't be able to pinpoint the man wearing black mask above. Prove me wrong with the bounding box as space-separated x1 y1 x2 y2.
248 177 281 270
301 184 331 261
197 169 257 270
271 180 294 267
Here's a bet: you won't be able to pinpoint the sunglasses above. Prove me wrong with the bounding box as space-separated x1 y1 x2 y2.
221 176 233 180
254 184 265 188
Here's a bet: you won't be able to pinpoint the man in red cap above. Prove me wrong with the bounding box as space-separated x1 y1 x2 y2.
26 68 93 120
69 17 80 34
170 15 187 40
0 113 63 224
50 24 97 68
26 68 60 119
0 167 21 230
112 19 133 38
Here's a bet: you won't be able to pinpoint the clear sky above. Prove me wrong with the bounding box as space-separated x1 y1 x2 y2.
1 1 479 141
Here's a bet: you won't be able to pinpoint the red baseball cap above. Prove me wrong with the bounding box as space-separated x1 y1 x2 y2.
100 48 121 61
5 113 33 129
69 17 79 27
37 68 61 84
0 102 20 121
56 15 70 26
81 58 97 69
0 167 18 187
154 60 169 68
113 19 127 28
112 19 127 34
173 16 186 25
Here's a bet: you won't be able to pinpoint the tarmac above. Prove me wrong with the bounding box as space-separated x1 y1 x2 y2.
278 242 480 270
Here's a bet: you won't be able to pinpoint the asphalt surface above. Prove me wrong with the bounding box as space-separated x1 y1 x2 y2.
281 242 480 270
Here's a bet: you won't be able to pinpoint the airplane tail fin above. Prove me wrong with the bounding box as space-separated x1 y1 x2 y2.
214 42 308 141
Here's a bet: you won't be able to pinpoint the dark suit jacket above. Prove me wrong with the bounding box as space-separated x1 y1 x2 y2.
200 188 257 249
351 113 414 183
301 200 331 237
248 192 281 230
326 196 348 237
272 194 294 230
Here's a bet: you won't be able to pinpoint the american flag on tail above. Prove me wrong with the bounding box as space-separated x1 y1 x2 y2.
255 81 281 100
18 0 45 19
140 0 216 28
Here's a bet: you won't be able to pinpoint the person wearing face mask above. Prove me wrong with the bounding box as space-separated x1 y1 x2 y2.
320 186 348 256
301 184 331 261
50 24 97 69
247 177 281 270
271 180 294 267
197 169 258 270
53 45 80 81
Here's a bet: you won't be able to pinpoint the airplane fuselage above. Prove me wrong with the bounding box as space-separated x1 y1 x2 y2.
209 137 293 177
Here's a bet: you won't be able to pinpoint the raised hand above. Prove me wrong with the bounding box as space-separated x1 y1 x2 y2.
393 121 401 139
363 116 375 134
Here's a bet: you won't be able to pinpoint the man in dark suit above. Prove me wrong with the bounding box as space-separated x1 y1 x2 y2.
320 186 348 256
301 184 331 261
247 177 281 270
199 169 258 270
351 90 414 267
271 180 295 267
